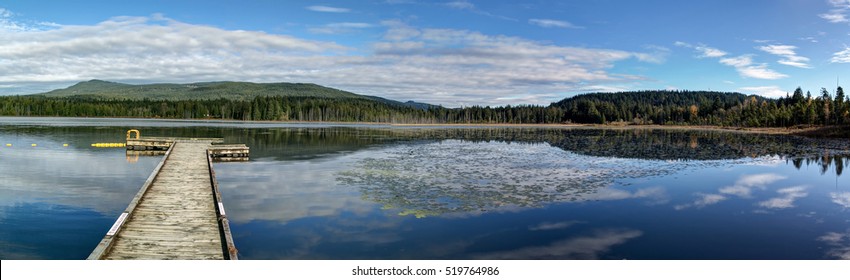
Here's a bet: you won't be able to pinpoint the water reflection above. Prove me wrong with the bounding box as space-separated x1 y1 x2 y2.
3 119 850 260
336 140 832 217
790 154 848 176
818 231 850 260
718 173 787 198
758 186 808 209
215 158 376 224
337 140 679 217
0 141 158 214
7 121 846 167
831 192 850 208
473 228 643 260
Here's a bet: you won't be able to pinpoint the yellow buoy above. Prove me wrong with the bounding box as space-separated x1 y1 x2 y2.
5 144 10 147
31 144 37 147
91 143 126 148
63 144 69 147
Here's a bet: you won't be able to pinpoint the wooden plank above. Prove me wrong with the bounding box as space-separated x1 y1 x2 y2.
87 143 175 260
97 141 225 260
91 137 243 260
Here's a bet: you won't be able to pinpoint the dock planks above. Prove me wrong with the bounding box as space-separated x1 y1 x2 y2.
90 141 230 260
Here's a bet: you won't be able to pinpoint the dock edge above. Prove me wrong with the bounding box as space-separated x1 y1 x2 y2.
87 144 175 260
207 150 239 260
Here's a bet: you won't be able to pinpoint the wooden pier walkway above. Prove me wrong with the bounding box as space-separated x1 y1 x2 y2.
88 136 244 260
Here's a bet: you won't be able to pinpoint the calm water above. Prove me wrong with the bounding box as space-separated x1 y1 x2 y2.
0 117 848 260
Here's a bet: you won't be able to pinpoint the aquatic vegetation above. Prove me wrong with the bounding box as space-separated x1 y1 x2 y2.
337 139 791 217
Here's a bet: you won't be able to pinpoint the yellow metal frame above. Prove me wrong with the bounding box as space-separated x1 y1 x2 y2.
127 129 140 140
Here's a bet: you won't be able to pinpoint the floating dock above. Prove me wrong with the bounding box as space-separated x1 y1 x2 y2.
88 130 247 260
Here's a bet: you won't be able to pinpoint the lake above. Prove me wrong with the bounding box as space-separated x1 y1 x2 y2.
0 117 848 260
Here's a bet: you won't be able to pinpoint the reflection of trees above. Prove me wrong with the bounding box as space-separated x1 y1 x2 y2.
7 123 848 219
390 128 849 161
9 124 846 162
548 129 848 161
791 154 847 176
223 127 402 160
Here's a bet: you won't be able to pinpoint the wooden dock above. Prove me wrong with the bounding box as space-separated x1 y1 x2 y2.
88 133 246 260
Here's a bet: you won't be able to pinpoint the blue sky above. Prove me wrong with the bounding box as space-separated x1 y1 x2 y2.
1 0 849 106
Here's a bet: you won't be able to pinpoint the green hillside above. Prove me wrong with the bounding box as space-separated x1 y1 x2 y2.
8 82 845 130
39 79 396 103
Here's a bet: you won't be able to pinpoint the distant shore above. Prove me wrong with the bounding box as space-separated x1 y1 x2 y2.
1 116 846 138
390 122 848 137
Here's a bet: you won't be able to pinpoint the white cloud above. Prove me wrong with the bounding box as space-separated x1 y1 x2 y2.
799 36 819 43
719 55 788 80
445 0 475 10
676 42 787 80
831 47 850 63
305 5 351 13
674 41 727 58
0 7 56 32
308 22 375 34
829 0 850 6
529 19 583 29
758 44 811 69
758 186 808 209
443 1 516 21
696 45 727 58
820 11 849 22
739 86 788 98
0 15 346 84
0 12 660 107
830 192 850 208
719 173 787 197
820 0 850 23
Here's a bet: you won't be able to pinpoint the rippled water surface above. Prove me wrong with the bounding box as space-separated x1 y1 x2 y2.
1 117 848 259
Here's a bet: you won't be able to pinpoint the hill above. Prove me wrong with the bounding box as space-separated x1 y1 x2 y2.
6 84 845 129
38 80 433 109
552 90 774 125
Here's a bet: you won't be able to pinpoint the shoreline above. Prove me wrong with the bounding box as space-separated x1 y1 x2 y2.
0 116 844 137
391 123 840 136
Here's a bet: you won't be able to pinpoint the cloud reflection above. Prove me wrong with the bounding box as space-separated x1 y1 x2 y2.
215 156 379 224
829 192 850 208
529 220 585 231
585 187 669 204
719 173 787 198
676 173 790 210
674 193 727 210
474 229 642 259
758 186 808 209
0 141 158 214
817 231 850 260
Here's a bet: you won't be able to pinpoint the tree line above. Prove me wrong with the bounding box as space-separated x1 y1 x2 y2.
553 87 848 127
1 86 847 127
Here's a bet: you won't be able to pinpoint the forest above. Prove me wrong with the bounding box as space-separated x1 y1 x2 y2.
0 86 847 128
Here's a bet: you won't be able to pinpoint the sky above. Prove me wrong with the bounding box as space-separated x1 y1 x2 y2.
0 0 849 107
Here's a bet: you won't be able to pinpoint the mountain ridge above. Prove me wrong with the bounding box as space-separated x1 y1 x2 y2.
38 79 437 109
